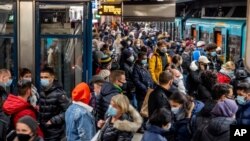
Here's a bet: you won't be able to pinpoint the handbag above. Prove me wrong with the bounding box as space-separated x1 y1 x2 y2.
91 117 111 141
140 88 154 118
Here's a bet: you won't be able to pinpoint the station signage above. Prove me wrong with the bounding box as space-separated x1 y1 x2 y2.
98 4 122 16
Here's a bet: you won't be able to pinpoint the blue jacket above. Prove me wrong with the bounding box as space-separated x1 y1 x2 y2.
132 64 154 100
65 101 96 141
142 124 168 141
236 101 250 125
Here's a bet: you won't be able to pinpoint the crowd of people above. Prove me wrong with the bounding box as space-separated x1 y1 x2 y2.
0 22 250 141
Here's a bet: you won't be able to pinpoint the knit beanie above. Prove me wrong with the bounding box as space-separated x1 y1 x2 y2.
211 99 238 117
72 82 91 104
18 116 38 133
98 69 111 79
100 55 112 65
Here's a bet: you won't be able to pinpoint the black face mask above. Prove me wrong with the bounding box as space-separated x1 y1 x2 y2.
17 133 32 141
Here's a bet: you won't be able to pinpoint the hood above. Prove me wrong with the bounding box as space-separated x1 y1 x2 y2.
190 61 199 71
113 105 143 132
192 100 205 115
146 124 166 134
101 82 121 96
3 95 31 115
71 82 91 104
206 117 236 136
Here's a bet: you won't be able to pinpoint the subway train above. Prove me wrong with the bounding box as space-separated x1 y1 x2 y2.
170 17 247 63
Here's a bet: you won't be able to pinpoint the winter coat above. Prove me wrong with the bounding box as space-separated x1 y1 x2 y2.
148 85 172 117
132 64 154 101
123 62 136 99
148 51 171 83
0 111 9 141
96 82 120 121
187 61 201 95
13 136 44 141
199 117 236 141
101 105 142 141
0 85 7 102
197 84 213 103
65 101 96 141
181 52 191 74
217 69 234 84
39 81 71 140
142 124 168 141
236 101 250 125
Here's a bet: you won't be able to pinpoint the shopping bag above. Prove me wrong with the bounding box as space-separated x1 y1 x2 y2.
140 88 154 118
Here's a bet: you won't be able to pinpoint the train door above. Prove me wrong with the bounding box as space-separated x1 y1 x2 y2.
191 25 197 41
0 1 18 89
214 27 228 62
35 1 92 96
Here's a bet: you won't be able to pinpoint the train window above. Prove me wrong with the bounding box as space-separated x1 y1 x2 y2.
228 35 241 61
40 38 83 95
0 38 14 69
0 4 14 34
200 31 209 43
39 4 83 35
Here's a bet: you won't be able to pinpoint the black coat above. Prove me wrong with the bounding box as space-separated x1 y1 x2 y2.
132 64 154 100
148 85 172 117
0 111 9 141
197 84 213 103
39 81 71 140
96 82 120 121
200 117 236 141
181 52 191 74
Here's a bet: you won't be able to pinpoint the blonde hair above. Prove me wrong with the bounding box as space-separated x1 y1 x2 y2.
222 61 235 70
111 94 130 113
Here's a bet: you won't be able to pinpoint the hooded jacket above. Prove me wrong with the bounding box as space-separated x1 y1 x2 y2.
101 105 142 141
96 82 120 121
236 101 250 125
142 124 168 141
200 117 236 141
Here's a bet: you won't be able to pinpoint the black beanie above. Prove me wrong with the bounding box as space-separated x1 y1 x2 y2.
18 116 38 133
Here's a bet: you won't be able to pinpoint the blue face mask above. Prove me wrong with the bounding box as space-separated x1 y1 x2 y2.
106 105 117 116
236 96 247 105
41 79 50 87
141 59 147 65
211 51 217 57
6 79 13 87
171 107 181 115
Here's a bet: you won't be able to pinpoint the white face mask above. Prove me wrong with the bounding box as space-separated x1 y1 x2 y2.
163 123 171 131
127 55 135 63
136 44 141 47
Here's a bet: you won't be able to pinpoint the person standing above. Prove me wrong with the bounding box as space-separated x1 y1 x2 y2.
39 67 71 141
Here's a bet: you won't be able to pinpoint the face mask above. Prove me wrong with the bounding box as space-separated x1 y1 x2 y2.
127 41 132 46
23 78 32 82
5 79 13 87
151 37 155 40
127 56 135 63
236 95 247 105
41 79 50 87
160 47 168 53
17 133 32 141
171 107 181 115
141 59 147 65
163 123 171 131
211 51 217 57
106 105 117 116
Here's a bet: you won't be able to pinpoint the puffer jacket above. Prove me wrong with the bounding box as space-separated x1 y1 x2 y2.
148 51 171 83
39 81 71 140
96 82 120 121
236 101 250 125
101 105 142 141
142 124 168 141
200 117 236 141
132 64 154 101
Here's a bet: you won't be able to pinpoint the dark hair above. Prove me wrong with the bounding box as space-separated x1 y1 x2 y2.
172 54 182 65
157 40 166 47
205 43 217 51
169 91 193 117
41 67 55 76
200 70 217 90
149 108 172 127
159 71 173 85
212 83 230 100
20 68 31 77
237 82 250 93
110 70 125 83
137 52 147 60
18 80 32 96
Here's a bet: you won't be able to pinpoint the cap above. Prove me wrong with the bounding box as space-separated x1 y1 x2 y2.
18 116 38 134
197 41 205 47
72 82 91 104
198 56 210 64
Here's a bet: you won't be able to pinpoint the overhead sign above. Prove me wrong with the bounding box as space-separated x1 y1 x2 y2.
98 4 121 16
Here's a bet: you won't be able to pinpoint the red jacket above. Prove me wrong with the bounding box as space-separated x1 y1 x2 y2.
217 72 231 84
3 94 43 137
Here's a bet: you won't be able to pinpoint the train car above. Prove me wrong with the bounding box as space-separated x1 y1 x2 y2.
175 17 183 40
184 18 246 62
